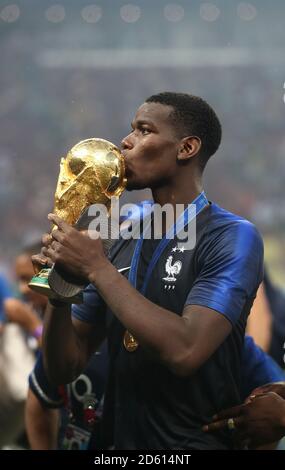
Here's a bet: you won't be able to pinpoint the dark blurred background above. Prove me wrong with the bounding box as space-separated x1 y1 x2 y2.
0 0 285 283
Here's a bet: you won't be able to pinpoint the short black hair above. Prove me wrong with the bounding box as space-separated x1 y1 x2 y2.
145 92 222 170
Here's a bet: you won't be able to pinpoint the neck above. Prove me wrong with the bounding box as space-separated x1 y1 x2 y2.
152 173 203 207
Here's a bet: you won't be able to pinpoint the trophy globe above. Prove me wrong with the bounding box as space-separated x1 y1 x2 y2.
29 138 126 303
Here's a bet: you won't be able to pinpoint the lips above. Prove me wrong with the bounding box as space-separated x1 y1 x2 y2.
121 149 128 158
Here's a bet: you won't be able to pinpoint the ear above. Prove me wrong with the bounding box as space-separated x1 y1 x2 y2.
177 136 201 161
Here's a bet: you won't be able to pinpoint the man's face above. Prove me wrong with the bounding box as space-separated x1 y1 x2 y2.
15 254 47 310
121 102 181 190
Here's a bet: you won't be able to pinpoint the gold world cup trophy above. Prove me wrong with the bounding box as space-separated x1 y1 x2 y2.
29 138 126 303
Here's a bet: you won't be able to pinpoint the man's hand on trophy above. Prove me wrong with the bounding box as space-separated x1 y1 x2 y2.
42 213 108 281
31 234 53 274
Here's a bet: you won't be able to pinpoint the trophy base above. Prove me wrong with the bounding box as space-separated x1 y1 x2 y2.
29 268 83 304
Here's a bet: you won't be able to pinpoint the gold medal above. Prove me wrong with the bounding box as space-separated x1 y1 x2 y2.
123 331 139 352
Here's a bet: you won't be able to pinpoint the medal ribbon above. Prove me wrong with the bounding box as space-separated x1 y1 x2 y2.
128 191 208 295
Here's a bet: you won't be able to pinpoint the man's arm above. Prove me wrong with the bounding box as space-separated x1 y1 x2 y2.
42 302 105 384
43 268 231 380
43 213 262 378
90 262 232 376
43 214 232 377
32 237 107 385
25 388 59 450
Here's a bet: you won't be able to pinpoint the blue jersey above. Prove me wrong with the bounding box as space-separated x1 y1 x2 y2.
29 341 109 449
72 201 264 450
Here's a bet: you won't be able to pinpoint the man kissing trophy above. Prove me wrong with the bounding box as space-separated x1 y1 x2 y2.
29 138 126 303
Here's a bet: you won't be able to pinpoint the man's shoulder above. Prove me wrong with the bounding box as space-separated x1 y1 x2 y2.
195 203 264 266
205 202 262 242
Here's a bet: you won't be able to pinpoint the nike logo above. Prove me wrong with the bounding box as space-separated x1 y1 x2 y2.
118 266 131 273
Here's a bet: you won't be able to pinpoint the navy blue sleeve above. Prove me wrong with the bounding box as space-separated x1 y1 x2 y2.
241 335 285 401
0 274 13 322
29 351 63 408
185 221 264 325
72 282 106 325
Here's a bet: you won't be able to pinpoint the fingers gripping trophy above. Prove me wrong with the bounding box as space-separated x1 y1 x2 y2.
29 138 126 303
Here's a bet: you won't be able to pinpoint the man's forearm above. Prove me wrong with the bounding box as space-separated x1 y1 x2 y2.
42 303 86 384
41 214 232 377
89 262 192 370
89 261 231 376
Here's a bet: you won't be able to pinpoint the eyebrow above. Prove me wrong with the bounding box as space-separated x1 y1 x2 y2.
131 119 156 129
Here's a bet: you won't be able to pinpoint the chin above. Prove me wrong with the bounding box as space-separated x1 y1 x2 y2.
126 179 149 191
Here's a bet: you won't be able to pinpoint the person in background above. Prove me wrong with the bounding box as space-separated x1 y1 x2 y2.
0 266 35 448
246 269 285 368
0 273 13 330
4 242 46 348
3 241 109 450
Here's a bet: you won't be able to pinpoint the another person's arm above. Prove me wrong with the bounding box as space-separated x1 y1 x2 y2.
204 338 285 448
246 283 272 352
26 351 64 449
4 298 42 345
203 391 285 448
25 388 59 450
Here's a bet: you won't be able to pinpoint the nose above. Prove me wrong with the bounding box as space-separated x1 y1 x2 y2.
121 133 133 151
